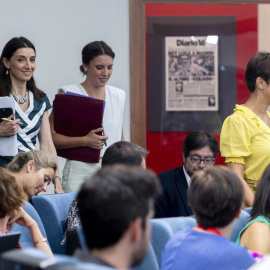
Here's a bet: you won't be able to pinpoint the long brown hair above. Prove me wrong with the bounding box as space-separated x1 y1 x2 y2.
0 37 46 101
0 167 27 218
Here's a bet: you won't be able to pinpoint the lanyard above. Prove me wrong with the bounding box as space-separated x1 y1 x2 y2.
196 225 222 236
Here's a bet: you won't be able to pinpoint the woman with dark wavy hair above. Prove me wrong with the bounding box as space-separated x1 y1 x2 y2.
0 37 63 193
237 164 270 255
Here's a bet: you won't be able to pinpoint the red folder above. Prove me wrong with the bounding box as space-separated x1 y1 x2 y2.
53 94 104 163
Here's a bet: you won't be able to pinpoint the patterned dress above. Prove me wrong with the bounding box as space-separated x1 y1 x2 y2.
61 198 81 245
15 91 51 152
0 91 51 167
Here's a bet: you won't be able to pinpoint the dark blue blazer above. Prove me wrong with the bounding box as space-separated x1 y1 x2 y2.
155 165 193 218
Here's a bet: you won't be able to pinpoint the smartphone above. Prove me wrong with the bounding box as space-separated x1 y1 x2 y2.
0 107 13 123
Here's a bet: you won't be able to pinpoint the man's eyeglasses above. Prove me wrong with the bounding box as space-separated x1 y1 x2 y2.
188 156 215 165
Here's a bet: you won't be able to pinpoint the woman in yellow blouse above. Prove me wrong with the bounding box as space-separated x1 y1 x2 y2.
220 51 270 207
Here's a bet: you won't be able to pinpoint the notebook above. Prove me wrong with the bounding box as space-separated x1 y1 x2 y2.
0 96 18 156
0 232 21 254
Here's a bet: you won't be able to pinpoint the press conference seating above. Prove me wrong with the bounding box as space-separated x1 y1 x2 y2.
66 226 87 255
0 248 114 270
32 192 77 254
150 216 197 266
66 225 159 270
14 199 250 269
230 210 251 242
243 207 252 215
10 201 48 249
151 211 250 267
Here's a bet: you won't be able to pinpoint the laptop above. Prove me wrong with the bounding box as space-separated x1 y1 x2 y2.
0 232 20 254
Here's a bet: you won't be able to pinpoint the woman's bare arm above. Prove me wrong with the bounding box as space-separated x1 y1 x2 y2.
226 162 254 207
8 208 53 255
240 221 270 255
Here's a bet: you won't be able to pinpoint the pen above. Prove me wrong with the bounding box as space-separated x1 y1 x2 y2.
101 124 107 147
1 118 22 125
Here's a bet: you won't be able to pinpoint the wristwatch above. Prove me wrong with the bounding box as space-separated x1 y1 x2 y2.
52 175 62 185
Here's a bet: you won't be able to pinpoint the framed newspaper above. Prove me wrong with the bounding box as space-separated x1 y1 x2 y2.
165 36 218 111
147 15 237 133
130 0 259 174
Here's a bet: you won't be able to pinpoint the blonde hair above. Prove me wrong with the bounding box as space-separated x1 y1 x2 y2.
7 150 57 173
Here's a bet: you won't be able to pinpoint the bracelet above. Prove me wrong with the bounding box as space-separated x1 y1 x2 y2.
52 175 62 185
34 237 47 245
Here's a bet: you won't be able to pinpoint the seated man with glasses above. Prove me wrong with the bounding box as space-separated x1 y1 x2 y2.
155 131 219 218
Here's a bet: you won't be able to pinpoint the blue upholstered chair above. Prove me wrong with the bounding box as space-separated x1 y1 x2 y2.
0 245 158 270
150 212 250 267
0 248 54 270
10 201 48 249
0 248 115 270
159 216 197 234
150 219 172 267
32 192 77 254
66 226 87 255
243 207 252 215
66 225 159 270
150 216 197 267
230 209 251 242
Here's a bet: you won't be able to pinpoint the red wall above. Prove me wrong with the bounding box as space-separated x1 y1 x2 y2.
145 4 258 173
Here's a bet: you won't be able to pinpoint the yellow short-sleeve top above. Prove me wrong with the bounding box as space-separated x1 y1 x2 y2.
220 104 270 182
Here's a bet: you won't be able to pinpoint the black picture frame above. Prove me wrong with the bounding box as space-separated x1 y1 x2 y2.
147 16 237 132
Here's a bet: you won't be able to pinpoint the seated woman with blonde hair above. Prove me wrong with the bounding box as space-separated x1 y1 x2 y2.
237 164 270 255
7 150 57 196
0 167 52 254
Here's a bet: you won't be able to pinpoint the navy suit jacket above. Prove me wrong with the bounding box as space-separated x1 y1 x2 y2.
155 165 193 218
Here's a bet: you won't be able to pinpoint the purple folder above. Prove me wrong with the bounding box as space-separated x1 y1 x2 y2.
53 93 105 163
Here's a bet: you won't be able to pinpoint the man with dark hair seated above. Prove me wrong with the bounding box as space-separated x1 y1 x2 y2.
62 141 149 245
101 141 148 168
161 166 255 270
155 130 219 218
75 165 162 269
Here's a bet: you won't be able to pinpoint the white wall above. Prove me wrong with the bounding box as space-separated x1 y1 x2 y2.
2 2 270 194
0 0 130 193
259 4 270 52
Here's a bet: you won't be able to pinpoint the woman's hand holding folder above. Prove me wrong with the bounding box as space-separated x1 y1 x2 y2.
84 127 108 150
51 93 106 163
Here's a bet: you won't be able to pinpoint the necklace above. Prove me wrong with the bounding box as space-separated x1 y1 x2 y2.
12 91 28 104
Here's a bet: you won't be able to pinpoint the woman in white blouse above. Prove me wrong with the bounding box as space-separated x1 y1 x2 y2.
49 41 125 192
